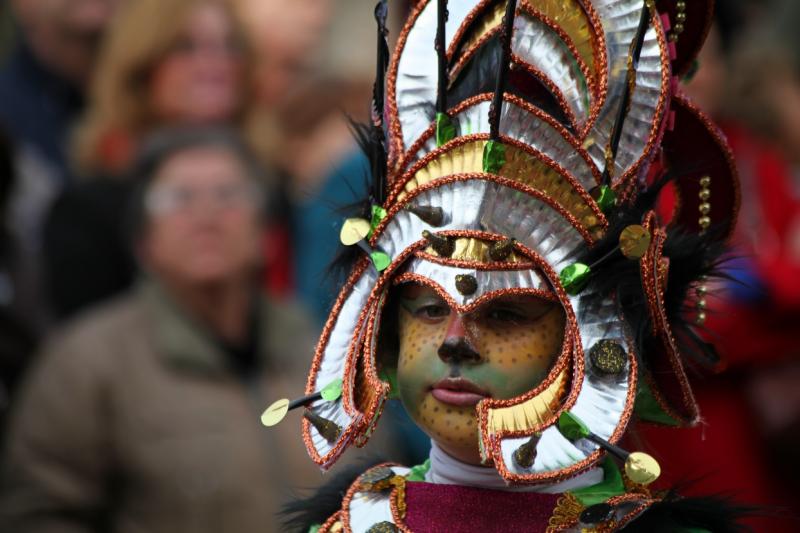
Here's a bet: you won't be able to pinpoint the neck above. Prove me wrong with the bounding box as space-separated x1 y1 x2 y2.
164 275 253 345
426 440 603 493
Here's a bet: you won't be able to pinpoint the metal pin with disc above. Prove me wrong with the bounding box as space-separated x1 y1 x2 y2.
261 378 343 427
558 411 661 485
339 218 391 272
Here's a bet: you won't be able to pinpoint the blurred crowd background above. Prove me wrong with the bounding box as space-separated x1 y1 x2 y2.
0 0 796 531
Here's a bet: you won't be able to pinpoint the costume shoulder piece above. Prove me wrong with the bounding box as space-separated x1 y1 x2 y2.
267 0 744 531
303 460 747 533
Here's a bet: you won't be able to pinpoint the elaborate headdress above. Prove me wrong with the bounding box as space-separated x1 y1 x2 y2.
283 0 738 487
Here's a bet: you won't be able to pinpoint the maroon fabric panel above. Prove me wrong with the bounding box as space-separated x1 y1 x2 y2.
404 482 560 532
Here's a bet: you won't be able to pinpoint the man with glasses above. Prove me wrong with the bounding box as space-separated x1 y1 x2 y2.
0 128 322 533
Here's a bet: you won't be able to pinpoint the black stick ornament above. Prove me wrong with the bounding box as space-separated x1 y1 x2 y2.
488 0 518 140
601 0 652 185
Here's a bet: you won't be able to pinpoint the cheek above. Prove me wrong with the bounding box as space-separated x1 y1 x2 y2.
396 311 447 413
416 395 477 449
222 212 261 247
474 309 566 398
140 221 183 271
149 61 190 118
396 312 447 374
145 218 179 250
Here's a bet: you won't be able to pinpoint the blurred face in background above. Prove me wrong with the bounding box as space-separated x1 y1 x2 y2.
12 0 123 84
235 0 332 106
149 2 244 124
139 146 263 288
682 26 726 117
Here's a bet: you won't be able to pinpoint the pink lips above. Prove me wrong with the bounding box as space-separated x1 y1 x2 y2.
430 378 490 407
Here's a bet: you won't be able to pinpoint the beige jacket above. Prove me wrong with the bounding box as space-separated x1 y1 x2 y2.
0 280 327 533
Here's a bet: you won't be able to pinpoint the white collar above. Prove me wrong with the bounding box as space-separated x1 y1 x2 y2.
424 440 603 493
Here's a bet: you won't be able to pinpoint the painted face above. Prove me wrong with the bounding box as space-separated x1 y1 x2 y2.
395 282 566 465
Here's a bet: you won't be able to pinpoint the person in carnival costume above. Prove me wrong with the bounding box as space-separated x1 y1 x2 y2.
264 0 750 531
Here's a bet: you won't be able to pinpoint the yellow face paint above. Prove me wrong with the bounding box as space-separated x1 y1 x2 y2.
395 283 566 465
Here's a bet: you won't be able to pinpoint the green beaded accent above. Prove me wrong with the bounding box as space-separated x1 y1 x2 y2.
368 205 388 238
634 379 682 426
558 411 591 440
320 378 343 402
559 263 591 295
591 185 617 214
482 140 506 174
370 251 391 272
435 113 456 147
570 457 626 507
406 459 432 482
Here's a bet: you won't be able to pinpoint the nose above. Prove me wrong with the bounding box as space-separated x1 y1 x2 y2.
437 315 481 364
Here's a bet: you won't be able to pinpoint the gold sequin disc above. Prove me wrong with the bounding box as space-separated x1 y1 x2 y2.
619 225 652 260
624 451 661 485
340 218 372 246
261 398 290 427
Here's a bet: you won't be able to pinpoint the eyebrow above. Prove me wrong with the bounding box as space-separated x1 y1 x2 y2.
398 291 447 313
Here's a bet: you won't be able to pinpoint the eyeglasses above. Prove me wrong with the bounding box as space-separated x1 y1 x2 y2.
145 181 261 215
169 36 244 58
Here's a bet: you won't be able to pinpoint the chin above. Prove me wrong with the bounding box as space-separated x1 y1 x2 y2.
178 260 236 286
187 97 237 122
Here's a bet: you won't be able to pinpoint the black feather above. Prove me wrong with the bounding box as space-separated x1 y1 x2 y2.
280 460 386 533
620 491 757 532
373 0 390 122
575 174 731 370
601 2 652 186
322 119 389 295
448 34 504 103
447 34 573 129
348 118 388 207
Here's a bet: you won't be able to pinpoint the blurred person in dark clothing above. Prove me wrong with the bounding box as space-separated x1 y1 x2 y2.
635 2 800 529
0 0 121 330
715 0 800 508
45 0 282 322
0 128 324 533
1 0 120 178
0 130 36 434
0 5 15 60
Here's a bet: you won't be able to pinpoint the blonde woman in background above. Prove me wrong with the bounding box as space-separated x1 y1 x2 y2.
74 0 265 175
43 0 285 321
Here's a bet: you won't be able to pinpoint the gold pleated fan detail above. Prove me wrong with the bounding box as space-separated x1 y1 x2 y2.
522 0 597 75
455 0 597 78
456 1 505 55
487 367 568 433
398 139 601 232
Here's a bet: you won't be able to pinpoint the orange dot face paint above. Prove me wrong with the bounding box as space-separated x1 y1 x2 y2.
395 282 566 465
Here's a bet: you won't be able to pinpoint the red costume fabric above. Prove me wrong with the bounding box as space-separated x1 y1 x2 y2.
404 483 560 533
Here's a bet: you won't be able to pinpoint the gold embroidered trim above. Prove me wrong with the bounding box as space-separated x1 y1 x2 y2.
547 492 584 532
